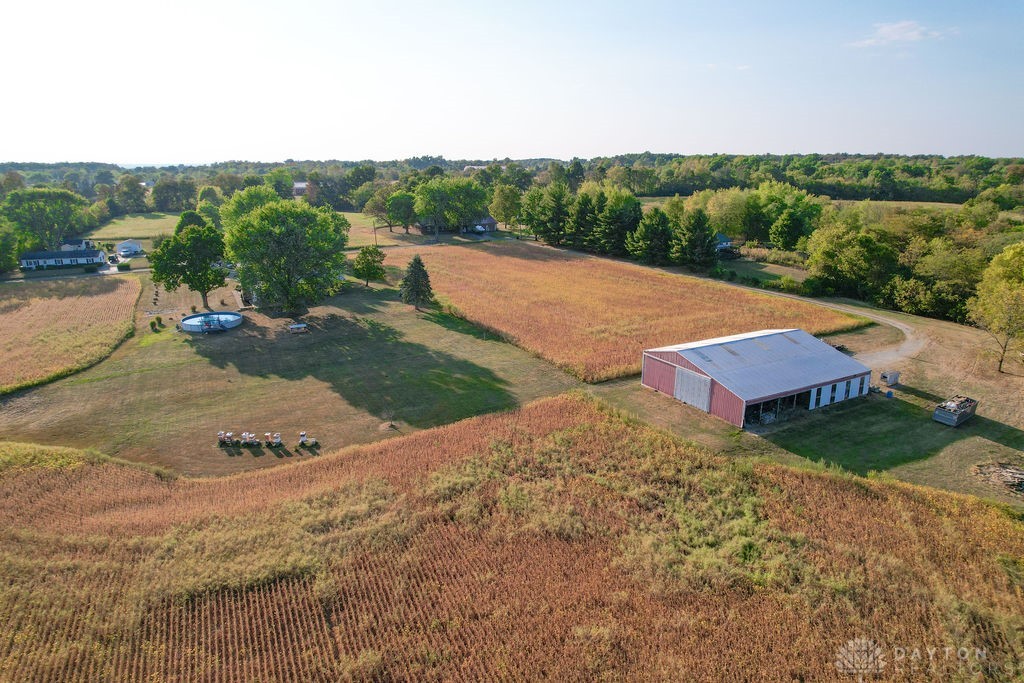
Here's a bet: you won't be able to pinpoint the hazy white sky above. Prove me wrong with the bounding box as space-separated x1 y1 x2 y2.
1 0 1021 164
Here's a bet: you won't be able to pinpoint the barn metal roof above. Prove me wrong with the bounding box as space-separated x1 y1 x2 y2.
648 329 870 403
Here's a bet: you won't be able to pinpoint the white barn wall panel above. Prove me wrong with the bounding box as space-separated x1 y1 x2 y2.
673 367 711 411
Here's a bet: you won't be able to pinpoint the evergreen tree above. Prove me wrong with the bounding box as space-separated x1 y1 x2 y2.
352 245 386 286
672 208 718 267
535 183 572 246
399 255 434 310
566 191 596 250
625 208 674 265
584 190 608 252
593 190 642 256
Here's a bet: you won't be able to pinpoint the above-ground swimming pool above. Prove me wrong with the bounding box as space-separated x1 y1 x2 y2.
180 311 243 333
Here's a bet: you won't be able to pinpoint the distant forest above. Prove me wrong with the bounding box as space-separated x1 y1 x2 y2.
3 153 1023 204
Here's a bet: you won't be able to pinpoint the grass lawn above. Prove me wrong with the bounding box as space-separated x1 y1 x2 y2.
0 275 580 476
637 196 680 210
725 258 809 283
86 212 181 240
342 212 427 249
832 199 962 212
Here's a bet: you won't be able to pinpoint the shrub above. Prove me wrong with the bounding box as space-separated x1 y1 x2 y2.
116 262 131 271
190 305 197 313
155 316 163 327
149 320 157 332
83 265 98 273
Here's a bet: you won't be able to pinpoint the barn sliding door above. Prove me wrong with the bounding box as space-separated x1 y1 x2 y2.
674 367 712 412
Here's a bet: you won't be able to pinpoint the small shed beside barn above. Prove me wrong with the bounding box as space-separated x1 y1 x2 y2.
642 329 871 427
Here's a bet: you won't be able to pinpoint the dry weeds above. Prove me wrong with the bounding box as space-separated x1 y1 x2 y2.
388 242 861 381
0 395 1021 680
0 277 140 394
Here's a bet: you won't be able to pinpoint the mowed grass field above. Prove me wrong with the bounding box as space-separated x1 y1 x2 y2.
0 277 140 394
1 394 1022 680
0 275 579 476
388 241 862 382
832 199 962 213
341 211 427 249
86 212 180 240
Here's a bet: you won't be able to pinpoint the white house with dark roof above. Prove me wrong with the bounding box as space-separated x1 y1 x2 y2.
19 249 106 271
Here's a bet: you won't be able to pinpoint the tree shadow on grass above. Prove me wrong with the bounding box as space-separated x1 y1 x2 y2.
183 311 514 429
422 310 503 342
765 394 1024 476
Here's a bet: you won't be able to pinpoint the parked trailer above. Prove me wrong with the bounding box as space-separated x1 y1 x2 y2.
932 395 978 426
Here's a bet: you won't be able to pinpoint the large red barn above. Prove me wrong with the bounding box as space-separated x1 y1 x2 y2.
641 329 871 427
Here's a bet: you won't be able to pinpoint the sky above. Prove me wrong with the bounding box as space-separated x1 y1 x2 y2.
1 0 1022 164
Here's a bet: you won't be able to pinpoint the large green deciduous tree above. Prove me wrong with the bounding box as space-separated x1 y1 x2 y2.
969 242 1024 372
175 210 207 234
264 168 294 200
225 201 349 312
151 176 197 212
413 177 487 237
363 184 397 229
0 188 88 251
399 254 433 310
220 185 280 229
352 245 386 286
489 184 521 229
150 223 227 309
386 191 416 234
114 174 149 214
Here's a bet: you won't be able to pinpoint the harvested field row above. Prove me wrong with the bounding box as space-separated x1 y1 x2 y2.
0 277 140 394
1 394 1022 680
389 241 862 381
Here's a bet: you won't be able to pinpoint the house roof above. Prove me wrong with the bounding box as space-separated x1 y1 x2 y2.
648 329 870 403
21 249 103 260
62 238 91 246
117 239 142 246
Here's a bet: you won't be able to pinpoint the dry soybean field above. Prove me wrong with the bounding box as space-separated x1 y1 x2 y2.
1 394 1022 680
0 277 140 394
391 241 861 381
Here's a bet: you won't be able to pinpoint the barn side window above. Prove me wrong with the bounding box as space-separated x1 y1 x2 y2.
844 380 852 399
859 376 866 395
830 384 837 402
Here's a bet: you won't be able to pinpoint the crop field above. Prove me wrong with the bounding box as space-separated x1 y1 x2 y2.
1 394 1022 680
85 212 180 240
0 277 140 394
0 276 579 475
341 211 427 249
387 241 861 381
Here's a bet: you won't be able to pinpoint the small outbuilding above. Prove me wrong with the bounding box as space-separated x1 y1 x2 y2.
116 240 144 257
61 238 96 252
642 329 871 427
